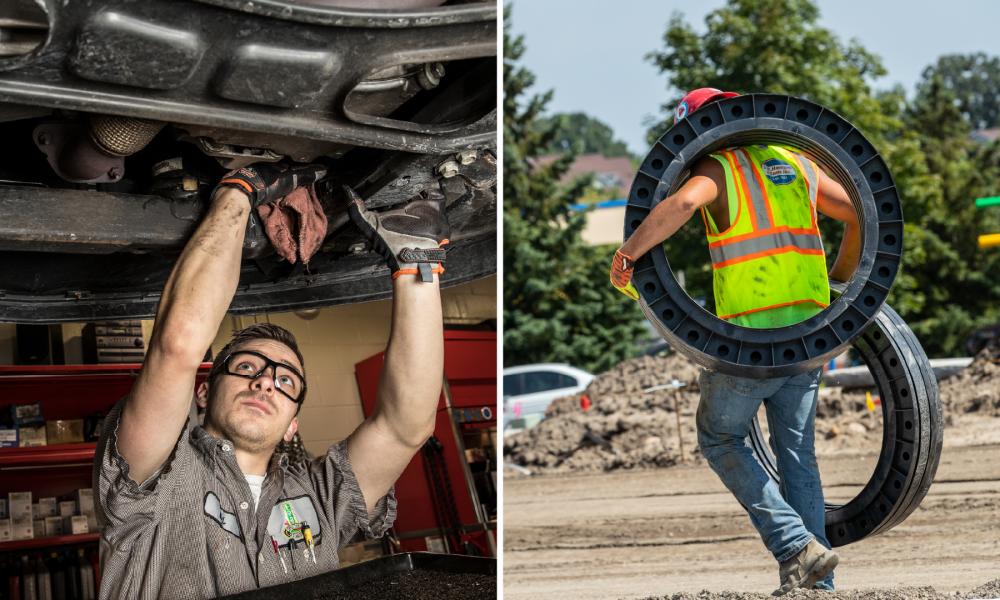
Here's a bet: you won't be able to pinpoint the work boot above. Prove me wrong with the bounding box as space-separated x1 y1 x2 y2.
772 539 839 596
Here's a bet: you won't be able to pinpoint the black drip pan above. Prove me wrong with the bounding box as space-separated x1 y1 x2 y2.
218 552 497 600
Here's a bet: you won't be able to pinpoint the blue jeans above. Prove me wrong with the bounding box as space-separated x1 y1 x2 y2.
696 368 834 590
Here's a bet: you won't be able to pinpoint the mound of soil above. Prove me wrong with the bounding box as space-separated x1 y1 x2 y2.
505 344 998 474
939 344 1000 418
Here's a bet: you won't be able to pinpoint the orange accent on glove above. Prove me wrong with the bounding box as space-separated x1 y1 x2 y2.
610 248 639 301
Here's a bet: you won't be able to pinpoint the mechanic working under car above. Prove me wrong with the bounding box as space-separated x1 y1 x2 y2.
609 88 861 595
93 163 450 599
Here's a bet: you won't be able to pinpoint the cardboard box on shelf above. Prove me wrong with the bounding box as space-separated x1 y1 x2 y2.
12 515 33 540
86 513 98 533
37 497 57 518
17 424 46 447
45 420 85 445
43 516 63 537
32 519 44 539
31 503 39 520
64 515 89 535
10 403 43 426
58 500 76 517
0 518 10 542
0 498 6 519
8 492 31 520
0 427 17 448
75 489 94 515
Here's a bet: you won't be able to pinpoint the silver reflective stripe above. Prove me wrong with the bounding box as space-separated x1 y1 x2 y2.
731 150 772 229
709 229 823 265
794 154 819 206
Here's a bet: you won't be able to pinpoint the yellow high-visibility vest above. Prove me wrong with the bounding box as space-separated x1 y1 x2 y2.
702 145 829 328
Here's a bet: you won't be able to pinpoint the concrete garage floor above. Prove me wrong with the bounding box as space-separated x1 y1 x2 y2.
503 443 1000 600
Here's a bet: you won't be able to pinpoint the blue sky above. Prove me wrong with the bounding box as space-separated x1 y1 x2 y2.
509 0 1000 155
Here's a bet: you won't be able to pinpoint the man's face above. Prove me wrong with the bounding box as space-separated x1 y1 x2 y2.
199 338 304 453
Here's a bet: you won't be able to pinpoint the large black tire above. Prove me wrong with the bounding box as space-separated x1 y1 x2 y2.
748 300 943 546
627 94 904 378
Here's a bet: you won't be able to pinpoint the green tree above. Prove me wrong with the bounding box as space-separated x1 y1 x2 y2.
915 53 1000 130
504 8 646 373
645 0 897 145
893 74 1000 350
538 112 632 158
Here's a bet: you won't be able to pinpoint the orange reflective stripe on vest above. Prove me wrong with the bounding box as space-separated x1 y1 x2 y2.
703 145 830 328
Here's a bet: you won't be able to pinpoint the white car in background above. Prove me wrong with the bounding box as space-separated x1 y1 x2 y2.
502 364 594 435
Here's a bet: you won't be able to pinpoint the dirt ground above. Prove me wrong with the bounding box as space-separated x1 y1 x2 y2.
503 440 1000 599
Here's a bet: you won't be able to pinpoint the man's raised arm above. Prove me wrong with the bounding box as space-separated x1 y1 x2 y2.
343 189 449 514
118 164 324 485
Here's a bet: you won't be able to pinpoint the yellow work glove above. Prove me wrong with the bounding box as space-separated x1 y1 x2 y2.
610 248 639 301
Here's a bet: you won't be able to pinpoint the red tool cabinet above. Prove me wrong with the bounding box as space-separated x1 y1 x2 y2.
355 330 497 557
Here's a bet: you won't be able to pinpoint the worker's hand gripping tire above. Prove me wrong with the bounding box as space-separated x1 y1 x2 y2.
610 248 639 301
346 186 450 282
214 163 327 207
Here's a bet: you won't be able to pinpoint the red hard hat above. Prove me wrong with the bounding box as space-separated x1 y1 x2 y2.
674 87 740 123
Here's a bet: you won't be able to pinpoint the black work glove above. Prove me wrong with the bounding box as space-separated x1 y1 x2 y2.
346 186 450 282
212 162 327 256
214 163 327 207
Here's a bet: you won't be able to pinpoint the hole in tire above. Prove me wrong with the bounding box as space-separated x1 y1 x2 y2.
686 330 700 343
783 348 795 360
878 266 891 278
718 344 730 356
731 105 744 117
643 282 656 294
902 451 910 461
826 123 839 135
901 388 909 398
884 234 896 246
700 115 712 127
873 331 882 340
673 134 685 145
662 308 675 321
864 296 876 307
851 144 864 156
638 188 649 199
796 108 809 120
843 320 854 332
905 421 912 430
889 358 898 368
871 171 884 183
881 202 893 214
814 338 828 351
894 480 902 489
651 158 664 170
750 351 762 364
764 103 776 114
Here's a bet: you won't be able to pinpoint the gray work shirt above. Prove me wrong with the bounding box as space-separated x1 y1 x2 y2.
94 399 396 600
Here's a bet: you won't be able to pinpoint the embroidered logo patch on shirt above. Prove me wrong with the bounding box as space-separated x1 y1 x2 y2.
762 158 797 185
203 492 242 539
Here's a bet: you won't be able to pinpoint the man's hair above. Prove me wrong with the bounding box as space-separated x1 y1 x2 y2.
207 323 307 404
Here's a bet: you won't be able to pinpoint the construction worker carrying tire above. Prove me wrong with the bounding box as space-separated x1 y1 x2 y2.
610 88 861 595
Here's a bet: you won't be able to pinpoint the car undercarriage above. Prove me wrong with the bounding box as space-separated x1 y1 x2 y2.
0 0 497 322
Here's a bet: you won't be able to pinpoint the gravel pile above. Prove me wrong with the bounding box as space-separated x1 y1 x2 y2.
505 341 998 474
637 582 1000 600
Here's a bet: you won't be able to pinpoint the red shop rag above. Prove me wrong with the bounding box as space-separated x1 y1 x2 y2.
256 185 328 265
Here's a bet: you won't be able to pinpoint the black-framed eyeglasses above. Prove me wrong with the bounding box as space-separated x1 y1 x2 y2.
219 350 306 404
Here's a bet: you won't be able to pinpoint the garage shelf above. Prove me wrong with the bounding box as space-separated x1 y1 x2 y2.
0 443 97 468
0 533 100 552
